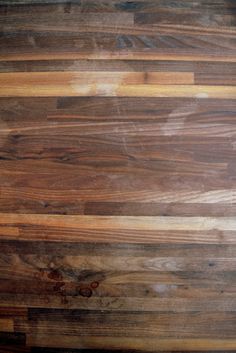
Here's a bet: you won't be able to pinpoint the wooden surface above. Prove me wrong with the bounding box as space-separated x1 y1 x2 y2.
0 0 236 351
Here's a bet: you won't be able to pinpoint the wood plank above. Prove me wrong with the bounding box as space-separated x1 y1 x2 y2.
27 348 236 353
1 51 236 62
26 335 236 350
2 292 236 312
14 310 236 338
1 0 236 12
84 202 236 216
0 13 134 29
1 241 236 257
134 12 236 28
0 71 235 97
0 214 236 244
17 227 236 244
0 71 195 85
2 253 236 277
1 214 236 232
0 60 219 73
195 73 236 86
2 278 236 300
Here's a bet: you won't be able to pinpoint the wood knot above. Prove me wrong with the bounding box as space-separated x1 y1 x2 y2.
79 287 93 298
90 281 99 289
48 269 63 281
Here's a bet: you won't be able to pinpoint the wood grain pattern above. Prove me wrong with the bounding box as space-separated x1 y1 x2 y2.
0 0 236 352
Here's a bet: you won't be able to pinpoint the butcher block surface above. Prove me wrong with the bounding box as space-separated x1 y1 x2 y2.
0 0 236 352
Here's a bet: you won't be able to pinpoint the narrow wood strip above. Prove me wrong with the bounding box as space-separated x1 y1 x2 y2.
26 335 236 350
0 50 236 62
1 0 235 12
1 214 236 242
2 264 235 286
4 250 236 271
1 19 236 38
195 73 236 86
2 279 236 299
29 349 236 353
0 60 212 73
1 0 236 12
0 78 235 98
1 241 235 257
134 12 236 27
54 96 236 113
0 71 195 85
2 253 236 278
112 85 236 99
1 118 236 135
84 202 236 217
0 13 134 27
0 60 235 73
2 293 236 312
16 311 236 338
1 214 236 231
1 97 235 118
29 254 236 272
0 0 79 4
18 227 236 244
3 188 236 204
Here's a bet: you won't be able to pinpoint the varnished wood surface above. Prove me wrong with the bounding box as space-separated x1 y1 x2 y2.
0 0 236 352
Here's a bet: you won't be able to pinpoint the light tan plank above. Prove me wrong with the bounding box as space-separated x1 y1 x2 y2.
0 214 236 244
0 51 236 62
1 214 236 231
0 72 234 97
26 335 236 350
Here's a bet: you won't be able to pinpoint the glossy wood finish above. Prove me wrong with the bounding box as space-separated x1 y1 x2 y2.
0 0 236 352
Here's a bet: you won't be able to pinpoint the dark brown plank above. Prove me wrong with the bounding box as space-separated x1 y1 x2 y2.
14 309 236 339
0 60 235 75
